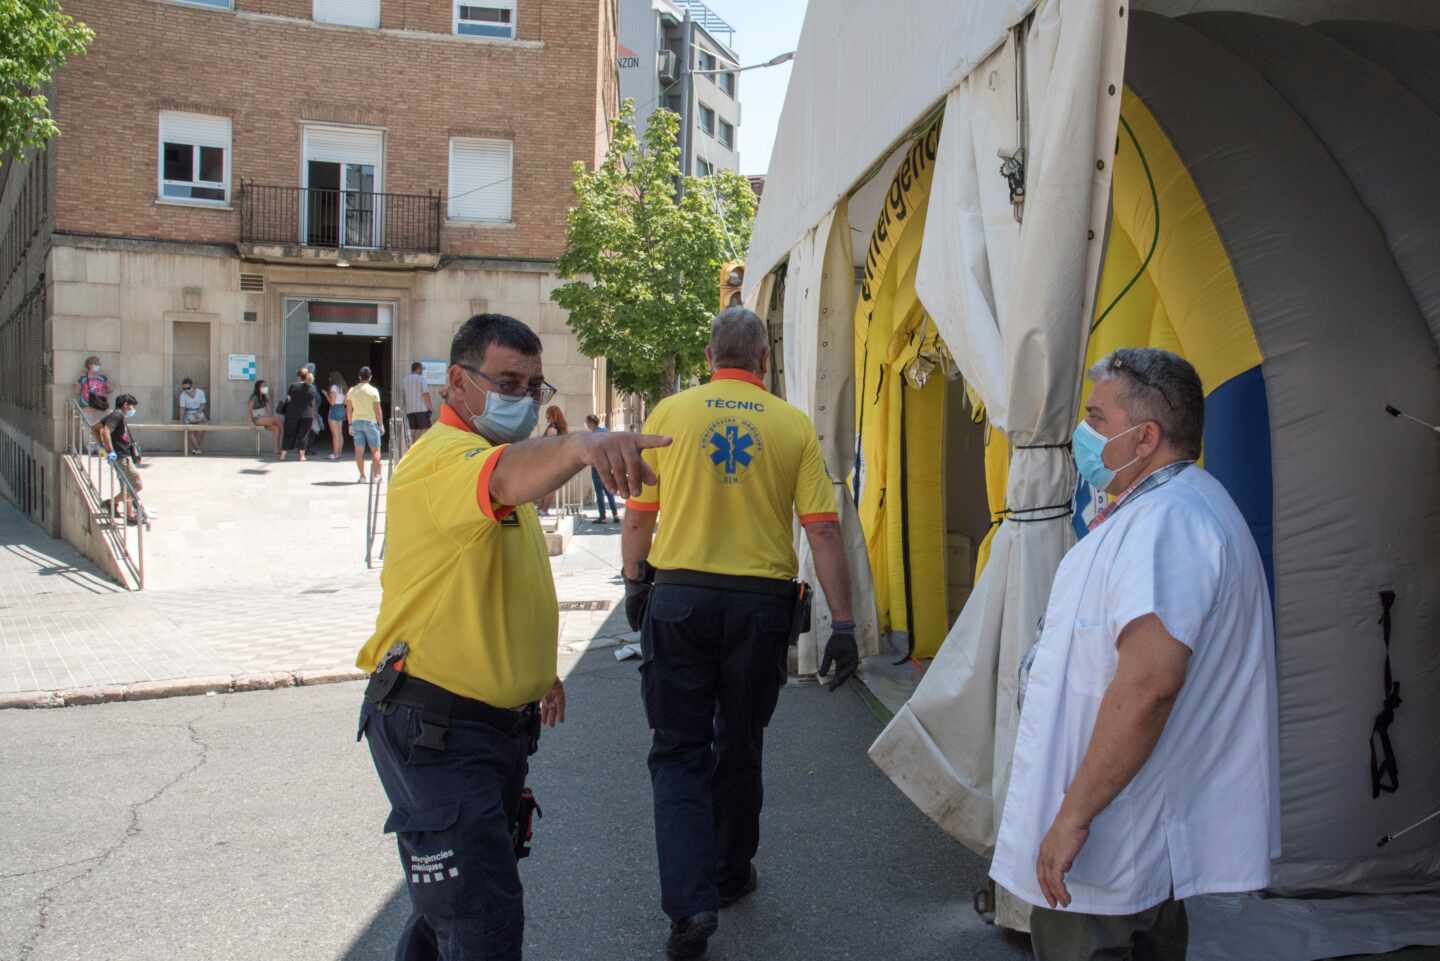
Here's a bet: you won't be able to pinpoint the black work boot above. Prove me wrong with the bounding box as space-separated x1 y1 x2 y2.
719 865 758 908
665 911 718 960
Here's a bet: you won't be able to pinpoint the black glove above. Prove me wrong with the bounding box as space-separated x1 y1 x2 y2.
819 628 859 692
624 562 654 631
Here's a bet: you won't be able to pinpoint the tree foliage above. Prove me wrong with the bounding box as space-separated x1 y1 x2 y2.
0 0 93 164
553 99 757 401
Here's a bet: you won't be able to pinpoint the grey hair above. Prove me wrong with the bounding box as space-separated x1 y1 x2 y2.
709 307 768 371
1087 347 1205 459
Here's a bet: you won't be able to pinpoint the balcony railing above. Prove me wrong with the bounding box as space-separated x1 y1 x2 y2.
238 180 442 254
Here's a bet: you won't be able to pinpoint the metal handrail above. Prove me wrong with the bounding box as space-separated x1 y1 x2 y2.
66 400 149 588
364 411 415 568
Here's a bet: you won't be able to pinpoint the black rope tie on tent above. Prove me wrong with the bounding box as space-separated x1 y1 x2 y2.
1016 441 1072 451
1369 590 1402 799
992 501 1075 526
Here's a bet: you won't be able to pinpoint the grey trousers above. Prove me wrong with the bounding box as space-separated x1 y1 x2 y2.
1031 898 1188 961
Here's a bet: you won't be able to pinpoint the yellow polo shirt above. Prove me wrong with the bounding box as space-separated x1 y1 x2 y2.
626 368 839 580
355 405 558 708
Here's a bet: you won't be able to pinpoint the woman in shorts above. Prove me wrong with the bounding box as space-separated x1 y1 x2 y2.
247 380 283 456
326 371 348 461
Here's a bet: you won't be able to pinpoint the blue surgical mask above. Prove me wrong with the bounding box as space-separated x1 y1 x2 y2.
1072 420 1142 493
124 409 137 419
465 373 539 443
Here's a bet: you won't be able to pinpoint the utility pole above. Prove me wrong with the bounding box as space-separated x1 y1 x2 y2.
678 10 694 191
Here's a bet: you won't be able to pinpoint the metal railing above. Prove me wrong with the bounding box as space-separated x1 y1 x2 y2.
365 411 415 569
66 400 149 588
239 181 443 253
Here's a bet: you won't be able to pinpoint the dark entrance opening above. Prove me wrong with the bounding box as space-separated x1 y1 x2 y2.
308 333 392 453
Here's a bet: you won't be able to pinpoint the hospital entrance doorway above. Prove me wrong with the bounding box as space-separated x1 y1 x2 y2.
283 298 395 453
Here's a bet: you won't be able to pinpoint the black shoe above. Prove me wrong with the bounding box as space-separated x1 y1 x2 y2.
719 865 758 908
665 912 718 960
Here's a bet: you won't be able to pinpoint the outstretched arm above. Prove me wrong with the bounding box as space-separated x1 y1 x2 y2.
488 430 672 507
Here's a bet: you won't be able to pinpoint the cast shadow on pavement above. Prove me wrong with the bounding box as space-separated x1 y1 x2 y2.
338 639 1032 961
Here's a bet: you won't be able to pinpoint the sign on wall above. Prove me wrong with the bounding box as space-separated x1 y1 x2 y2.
421 360 448 386
228 353 258 381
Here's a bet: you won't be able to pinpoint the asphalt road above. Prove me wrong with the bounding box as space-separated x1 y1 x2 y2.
0 644 1029 961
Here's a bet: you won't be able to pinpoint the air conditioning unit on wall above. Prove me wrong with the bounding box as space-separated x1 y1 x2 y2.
658 49 679 84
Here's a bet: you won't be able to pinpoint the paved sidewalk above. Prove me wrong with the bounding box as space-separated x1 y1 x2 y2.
1 453 628 702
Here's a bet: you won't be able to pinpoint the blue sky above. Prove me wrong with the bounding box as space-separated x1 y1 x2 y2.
711 0 807 174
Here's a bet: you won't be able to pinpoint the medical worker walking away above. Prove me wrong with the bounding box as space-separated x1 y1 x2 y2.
621 307 860 960
355 314 669 961
989 348 1279 961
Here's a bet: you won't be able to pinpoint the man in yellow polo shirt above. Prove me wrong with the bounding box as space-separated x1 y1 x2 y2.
621 307 859 960
355 313 669 961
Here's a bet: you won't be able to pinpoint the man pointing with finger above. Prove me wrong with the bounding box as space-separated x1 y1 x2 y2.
622 307 858 960
356 313 670 961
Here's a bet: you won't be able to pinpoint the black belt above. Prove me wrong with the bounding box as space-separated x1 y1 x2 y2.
654 567 796 599
385 672 533 732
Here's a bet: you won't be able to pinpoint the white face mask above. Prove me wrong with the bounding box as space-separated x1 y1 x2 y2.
260 386 269 395
88 364 100 373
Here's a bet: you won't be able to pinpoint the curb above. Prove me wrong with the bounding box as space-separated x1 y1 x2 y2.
1 667 366 710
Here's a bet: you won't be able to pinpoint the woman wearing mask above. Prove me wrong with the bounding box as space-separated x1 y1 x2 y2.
326 371 349 461
247 380 283 456
280 368 320 462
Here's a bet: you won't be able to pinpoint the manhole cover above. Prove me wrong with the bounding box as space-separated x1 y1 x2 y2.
557 600 612 612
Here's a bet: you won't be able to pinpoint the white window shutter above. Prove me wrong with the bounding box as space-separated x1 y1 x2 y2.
448 139 513 222
314 0 379 28
160 112 230 150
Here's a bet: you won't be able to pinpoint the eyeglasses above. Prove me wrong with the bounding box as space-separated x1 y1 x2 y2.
1109 354 1174 410
460 365 557 406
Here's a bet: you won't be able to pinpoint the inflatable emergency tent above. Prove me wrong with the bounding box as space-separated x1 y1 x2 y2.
744 1 1440 957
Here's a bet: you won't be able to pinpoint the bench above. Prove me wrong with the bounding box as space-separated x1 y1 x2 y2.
126 422 272 456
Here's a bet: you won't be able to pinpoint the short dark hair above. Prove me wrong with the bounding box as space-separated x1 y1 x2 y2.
358 366 372 381
450 313 542 367
411 362 423 373
181 378 193 387
585 414 600 426
115 393 138 409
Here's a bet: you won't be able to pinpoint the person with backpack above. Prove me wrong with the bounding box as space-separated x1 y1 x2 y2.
77 356 111 412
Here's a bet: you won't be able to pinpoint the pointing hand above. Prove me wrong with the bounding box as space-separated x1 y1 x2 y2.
584 431 671 499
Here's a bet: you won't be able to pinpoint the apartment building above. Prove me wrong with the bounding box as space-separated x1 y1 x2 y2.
618 0 739 178
0 0 621 531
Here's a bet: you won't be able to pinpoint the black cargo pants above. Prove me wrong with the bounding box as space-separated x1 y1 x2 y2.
641 582 791 921
360 700 530 961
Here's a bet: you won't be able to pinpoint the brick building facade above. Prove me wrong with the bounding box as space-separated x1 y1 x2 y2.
0 0 623 532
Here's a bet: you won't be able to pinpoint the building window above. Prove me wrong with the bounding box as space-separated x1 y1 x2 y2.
314 0 379 27
455 1 515 39
698 104 715 137
173 0 232 8
449 138 513 222
697 49 716 72
696 158 714 177
159 112 230 205
719 71 736 97
718 119 734 149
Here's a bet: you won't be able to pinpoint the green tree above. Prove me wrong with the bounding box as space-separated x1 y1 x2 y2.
0 0 93 164
553 99 757 401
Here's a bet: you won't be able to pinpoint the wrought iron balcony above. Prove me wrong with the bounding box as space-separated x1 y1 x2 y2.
238 181 442 256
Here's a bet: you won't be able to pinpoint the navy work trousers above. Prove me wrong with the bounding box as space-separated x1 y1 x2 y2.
590 467 618 519
641 582 791 921
361 700 530 961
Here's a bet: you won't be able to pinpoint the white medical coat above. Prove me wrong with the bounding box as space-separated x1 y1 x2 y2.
990 467 1280 914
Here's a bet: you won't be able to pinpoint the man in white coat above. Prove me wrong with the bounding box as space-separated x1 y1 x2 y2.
989 348 1279 961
